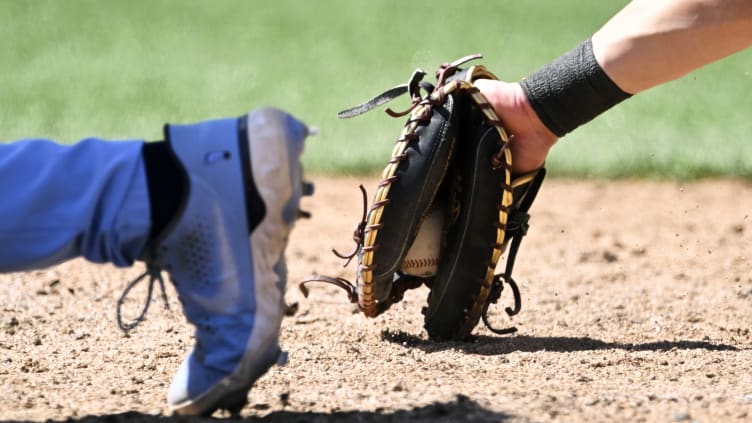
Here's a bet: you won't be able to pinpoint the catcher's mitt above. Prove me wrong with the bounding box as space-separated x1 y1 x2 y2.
300 55 545 340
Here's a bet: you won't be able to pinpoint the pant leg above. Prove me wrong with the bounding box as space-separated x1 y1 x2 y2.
0 138 151 272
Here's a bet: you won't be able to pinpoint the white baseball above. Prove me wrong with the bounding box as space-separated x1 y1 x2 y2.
400 206 445 277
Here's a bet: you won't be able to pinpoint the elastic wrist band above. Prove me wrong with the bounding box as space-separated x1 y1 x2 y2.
521 38 632 137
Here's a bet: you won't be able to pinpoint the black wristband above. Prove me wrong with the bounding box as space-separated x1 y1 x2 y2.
521 38 632 137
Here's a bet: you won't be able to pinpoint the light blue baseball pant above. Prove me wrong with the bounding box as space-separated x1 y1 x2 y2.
0 138 151 272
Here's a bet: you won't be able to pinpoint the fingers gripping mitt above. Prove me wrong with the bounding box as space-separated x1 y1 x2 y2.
300 55 545 340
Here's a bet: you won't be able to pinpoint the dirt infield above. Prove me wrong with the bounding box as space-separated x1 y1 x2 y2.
1 177 751 422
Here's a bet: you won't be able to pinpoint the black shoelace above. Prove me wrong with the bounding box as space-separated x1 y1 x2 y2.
116 264 170 334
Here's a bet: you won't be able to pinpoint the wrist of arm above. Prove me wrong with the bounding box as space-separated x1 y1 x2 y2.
521 38 632 137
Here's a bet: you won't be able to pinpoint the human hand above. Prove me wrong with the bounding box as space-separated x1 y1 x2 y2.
474 79 558 175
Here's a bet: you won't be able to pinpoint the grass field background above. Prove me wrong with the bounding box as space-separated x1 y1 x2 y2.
1 0 750 178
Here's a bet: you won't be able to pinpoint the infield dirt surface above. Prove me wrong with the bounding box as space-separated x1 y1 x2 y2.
1 177 751 422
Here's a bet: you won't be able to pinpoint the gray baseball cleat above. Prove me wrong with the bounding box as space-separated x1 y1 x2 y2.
136 107 312 416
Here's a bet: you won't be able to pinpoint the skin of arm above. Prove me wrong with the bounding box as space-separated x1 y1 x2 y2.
477 0 752 174
593 0 752 94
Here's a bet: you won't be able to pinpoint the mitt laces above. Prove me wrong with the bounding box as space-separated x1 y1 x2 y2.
482 215 527 335
338 53 507 170
330 185 368 266
297 184 425 315
482 168 547 334
298 272 424 316
298 185 367 305
303 53 520 319
318 52 486 275
337 54 483 120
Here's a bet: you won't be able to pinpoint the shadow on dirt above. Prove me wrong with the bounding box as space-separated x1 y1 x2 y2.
381 331 739 355
0 395 511 423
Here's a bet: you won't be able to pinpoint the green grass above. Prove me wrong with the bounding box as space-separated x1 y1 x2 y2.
0 0 750 178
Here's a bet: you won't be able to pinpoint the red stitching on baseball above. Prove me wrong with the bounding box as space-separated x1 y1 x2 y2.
400 258 439 270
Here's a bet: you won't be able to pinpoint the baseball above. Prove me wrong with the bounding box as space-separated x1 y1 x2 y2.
400 206 445 277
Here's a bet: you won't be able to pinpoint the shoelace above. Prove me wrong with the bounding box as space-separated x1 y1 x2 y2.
116 264 170 334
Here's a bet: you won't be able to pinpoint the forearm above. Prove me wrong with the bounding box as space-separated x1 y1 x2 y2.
593 0 752 94
478 0 752 174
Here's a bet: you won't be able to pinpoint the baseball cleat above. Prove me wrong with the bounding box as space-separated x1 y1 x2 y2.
139 107 311 416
